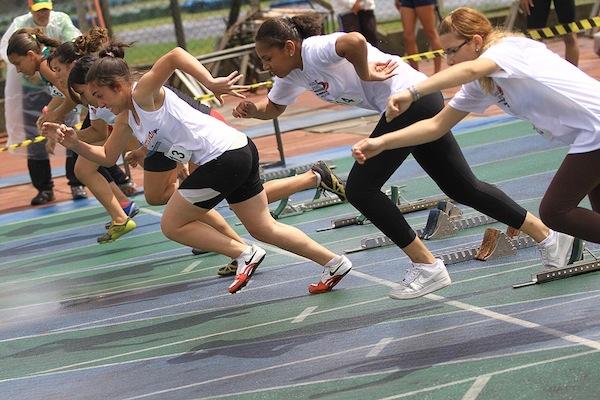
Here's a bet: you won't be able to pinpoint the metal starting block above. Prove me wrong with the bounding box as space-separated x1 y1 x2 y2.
513 255 600 289
318 193 450 232
434 227 538 266
418 203 496 240
260 161 332 182
270 188 344 219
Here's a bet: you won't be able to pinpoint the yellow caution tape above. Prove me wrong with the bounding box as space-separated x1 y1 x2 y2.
527 16 600 39
195 80 274 102
401 49 445 62
0 135 47 152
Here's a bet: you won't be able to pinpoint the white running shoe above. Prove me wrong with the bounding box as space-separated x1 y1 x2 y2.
228 245 267 294
389 259 451 300
308 255 352 294
538 230 575 271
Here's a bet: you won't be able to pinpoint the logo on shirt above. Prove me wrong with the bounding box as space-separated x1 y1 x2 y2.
143 128 159 147
310 80 330 99
494 84 510 109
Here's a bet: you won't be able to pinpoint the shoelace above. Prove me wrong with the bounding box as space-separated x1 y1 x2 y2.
538 244 550 266
402 265 421 284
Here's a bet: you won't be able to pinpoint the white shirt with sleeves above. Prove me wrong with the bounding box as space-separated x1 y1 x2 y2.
127 86 247 166
268 32 427 114
449 36 600 154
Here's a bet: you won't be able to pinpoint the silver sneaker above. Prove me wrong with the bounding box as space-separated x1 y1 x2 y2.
389 259 451 300
538 230 575 271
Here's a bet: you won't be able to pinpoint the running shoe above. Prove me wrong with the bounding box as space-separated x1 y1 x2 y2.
308 255 352 294
218 259 238 277
389 259 451 299
105 201 140 229
31 190 55 206
310 160 346 201
538 230 582 271
192 248 209 255
118 180 138 197
228 245 267 293
98 218 137 243
70 185 88 200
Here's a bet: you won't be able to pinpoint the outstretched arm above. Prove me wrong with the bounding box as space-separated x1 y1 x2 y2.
386 58 499 121
352 105 469 163
135 47 245 105
335 32 398 81
42 113 134 167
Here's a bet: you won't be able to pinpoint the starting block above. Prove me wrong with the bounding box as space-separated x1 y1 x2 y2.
260 161 330 182
418 202 497 240
434 227 537 266
513 252 599 288
270 188 344 219
317 191 450 232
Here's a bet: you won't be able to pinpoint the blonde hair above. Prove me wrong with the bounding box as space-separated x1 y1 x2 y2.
439 7 521 93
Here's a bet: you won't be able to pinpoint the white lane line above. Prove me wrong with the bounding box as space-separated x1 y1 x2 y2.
0 248 190 288
377 350 598 400
427 293 600 350
32 296 387 376
461 375 491 400
366 337 394 358
139 208 164 218
291 306 318 323
182 261 202 274
3 289 600 387
353 270 600 351
350 270 395 288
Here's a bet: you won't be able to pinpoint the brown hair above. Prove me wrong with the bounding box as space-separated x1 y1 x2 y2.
7 28 61 57
439 7 519 93
85 49 131 89
48 27 130 70
255 15 324 48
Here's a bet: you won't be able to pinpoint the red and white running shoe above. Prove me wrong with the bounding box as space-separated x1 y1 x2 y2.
308 255 352 294
228 245 266 294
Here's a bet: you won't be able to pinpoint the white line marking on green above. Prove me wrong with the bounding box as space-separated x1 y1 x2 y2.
461 375 491 400
291 306 318 323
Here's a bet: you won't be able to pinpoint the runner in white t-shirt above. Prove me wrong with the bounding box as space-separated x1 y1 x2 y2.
354 7 599 244
234 15 577 300
43 46 353 295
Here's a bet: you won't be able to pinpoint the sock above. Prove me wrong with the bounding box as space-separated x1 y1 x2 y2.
415 259 444 273
312 170 322 187
539 229 557 247
236 245 253 264
325 255 342 267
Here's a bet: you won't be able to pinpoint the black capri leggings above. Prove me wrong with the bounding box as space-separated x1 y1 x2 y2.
346 91 528 248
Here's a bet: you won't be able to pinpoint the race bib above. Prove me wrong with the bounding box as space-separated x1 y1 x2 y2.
165 144 192 163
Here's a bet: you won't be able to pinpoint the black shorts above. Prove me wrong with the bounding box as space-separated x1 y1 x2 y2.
178 139 263 209
400 0 436 8
527 0 575 29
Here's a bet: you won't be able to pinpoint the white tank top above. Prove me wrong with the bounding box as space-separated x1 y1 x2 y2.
127 85 247 165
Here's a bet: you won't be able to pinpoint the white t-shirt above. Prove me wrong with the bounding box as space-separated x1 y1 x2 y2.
268 32 427 114
128 85 247 166
88 105 116 125
449 36 600 154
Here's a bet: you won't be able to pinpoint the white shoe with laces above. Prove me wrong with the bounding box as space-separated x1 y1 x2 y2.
537 230 575 271
389 259 451 300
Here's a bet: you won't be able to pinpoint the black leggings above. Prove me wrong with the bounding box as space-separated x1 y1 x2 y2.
346 92 528 248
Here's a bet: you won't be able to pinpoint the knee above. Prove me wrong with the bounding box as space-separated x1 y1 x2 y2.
345 175 368 206
539 199 565 231
74 161 91 182
245 222 275 243
145 192 169 206
160 218 177 241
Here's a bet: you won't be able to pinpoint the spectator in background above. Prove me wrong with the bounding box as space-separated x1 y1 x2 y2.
521 0 579 66
396 0 442 73
331 0 379 48
0 0 86 205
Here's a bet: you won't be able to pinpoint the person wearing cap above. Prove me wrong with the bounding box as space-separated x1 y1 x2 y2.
0 0 86 205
